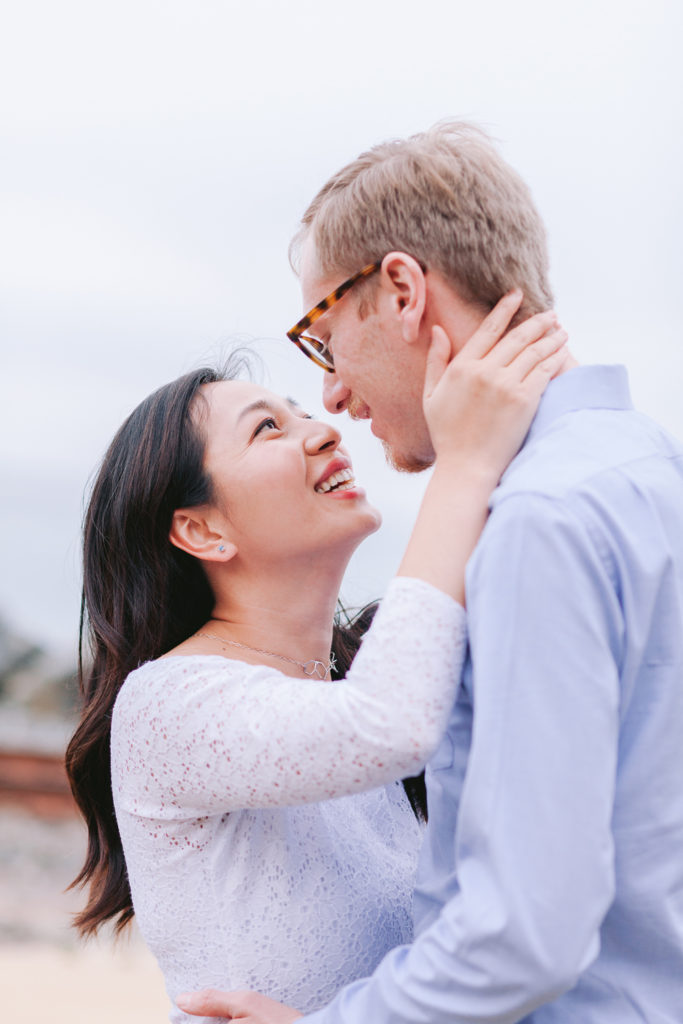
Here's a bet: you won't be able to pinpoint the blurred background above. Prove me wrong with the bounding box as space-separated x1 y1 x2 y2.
1 0 681 1020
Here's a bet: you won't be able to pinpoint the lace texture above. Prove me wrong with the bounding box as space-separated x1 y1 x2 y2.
111 577 466 1021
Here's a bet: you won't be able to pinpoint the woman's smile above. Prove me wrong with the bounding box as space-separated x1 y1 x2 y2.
314 458 364 498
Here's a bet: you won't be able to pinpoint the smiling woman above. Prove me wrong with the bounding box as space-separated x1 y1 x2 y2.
64 298 567 1021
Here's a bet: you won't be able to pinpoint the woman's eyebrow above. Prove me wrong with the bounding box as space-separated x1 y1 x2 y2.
236 397 301 424
236 399 277 424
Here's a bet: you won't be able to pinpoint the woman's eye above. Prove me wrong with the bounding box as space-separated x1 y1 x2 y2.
253 417 278 437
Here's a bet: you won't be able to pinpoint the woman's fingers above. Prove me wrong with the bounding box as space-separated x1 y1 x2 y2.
456 292 562 374
490 309 559 367
457 289 524 359
177 988 239 1017
176 988 303 1023
423 325 453 401
521 343 571 396
504 326 569 381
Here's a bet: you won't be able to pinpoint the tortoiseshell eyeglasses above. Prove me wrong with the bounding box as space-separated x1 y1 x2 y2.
286 262 382 373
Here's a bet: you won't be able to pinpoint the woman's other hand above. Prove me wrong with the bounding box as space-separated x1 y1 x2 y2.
176 988 302 1023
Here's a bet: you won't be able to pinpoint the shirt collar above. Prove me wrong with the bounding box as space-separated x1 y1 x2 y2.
525 365 633 446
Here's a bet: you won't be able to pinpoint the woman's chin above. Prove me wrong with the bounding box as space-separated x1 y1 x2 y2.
350 506 383 544
367 506 383 535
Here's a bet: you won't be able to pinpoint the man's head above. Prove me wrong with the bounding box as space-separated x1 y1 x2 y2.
291 121 553 471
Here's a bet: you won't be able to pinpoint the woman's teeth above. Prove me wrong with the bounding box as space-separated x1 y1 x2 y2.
316 468 355 493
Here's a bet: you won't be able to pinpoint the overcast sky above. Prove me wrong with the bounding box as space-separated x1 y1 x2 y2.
1 0 682 651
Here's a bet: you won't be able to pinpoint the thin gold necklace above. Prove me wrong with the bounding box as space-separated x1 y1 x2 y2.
194 631 337 680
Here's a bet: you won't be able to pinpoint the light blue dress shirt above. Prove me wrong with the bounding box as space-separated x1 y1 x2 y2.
304 366 683 1023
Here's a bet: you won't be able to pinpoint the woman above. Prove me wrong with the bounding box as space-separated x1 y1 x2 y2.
66 299 566 1022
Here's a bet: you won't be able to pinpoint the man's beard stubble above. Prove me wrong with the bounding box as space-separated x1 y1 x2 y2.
382 440 434 475
347 395 433 474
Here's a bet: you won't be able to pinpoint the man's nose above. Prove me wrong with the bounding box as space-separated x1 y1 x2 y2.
322 371 352 415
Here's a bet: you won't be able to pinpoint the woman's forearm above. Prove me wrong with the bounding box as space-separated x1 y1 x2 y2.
398 460 499 605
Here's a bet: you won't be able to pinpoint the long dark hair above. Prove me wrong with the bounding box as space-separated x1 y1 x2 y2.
66 364 425 938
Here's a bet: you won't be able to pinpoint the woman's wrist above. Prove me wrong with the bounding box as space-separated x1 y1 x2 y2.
430 454 502 496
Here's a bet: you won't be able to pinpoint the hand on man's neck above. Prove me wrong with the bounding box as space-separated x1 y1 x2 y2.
427 271 578 378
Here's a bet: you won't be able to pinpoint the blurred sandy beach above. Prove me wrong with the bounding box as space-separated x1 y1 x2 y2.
2 940 169 1023
0 807 169 1024
0 626 170 1022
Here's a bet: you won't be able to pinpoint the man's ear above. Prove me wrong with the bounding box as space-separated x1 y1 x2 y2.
169 508 238 564
380 252 428 345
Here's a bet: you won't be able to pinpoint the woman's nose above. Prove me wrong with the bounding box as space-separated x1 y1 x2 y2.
304 417 341 454
322 371 352 415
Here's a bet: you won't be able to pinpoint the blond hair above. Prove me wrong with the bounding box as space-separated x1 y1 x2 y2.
291 121 553 316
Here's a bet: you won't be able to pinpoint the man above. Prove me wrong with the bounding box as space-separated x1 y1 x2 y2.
179 123 683 1021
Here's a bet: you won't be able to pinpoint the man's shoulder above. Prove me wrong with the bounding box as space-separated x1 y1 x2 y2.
492 405 683 510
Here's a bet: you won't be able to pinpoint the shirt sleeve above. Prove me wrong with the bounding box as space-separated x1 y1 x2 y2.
112 576 465 817
301 494 622 1023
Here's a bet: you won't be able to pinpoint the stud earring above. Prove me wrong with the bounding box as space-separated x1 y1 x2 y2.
218 544 225 552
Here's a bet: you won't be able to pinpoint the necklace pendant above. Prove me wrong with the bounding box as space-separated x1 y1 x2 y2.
303 659 327 680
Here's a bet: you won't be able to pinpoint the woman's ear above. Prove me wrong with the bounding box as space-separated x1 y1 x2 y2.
169 509 237 563
381 252 428 345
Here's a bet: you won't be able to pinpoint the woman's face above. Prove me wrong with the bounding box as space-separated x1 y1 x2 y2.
199 380 382 566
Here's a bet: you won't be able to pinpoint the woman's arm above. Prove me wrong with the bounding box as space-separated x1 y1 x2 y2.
112 575 465 815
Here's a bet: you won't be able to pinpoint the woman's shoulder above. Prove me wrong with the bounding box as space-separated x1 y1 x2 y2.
123 653 267 688
112 656 281 764
115 654 267 719
129 652 228 674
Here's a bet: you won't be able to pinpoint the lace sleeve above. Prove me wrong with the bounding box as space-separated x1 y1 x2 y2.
112 577 466 817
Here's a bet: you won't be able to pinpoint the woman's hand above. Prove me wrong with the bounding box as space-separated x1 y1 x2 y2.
397 292 568 604
424 290 568 483
176 988 302 1023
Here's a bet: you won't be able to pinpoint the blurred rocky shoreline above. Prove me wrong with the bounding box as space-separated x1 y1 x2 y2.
0 615 78 752
0 615 81 945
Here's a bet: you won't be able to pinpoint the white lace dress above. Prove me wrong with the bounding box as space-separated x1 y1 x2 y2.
111 578 466 1022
